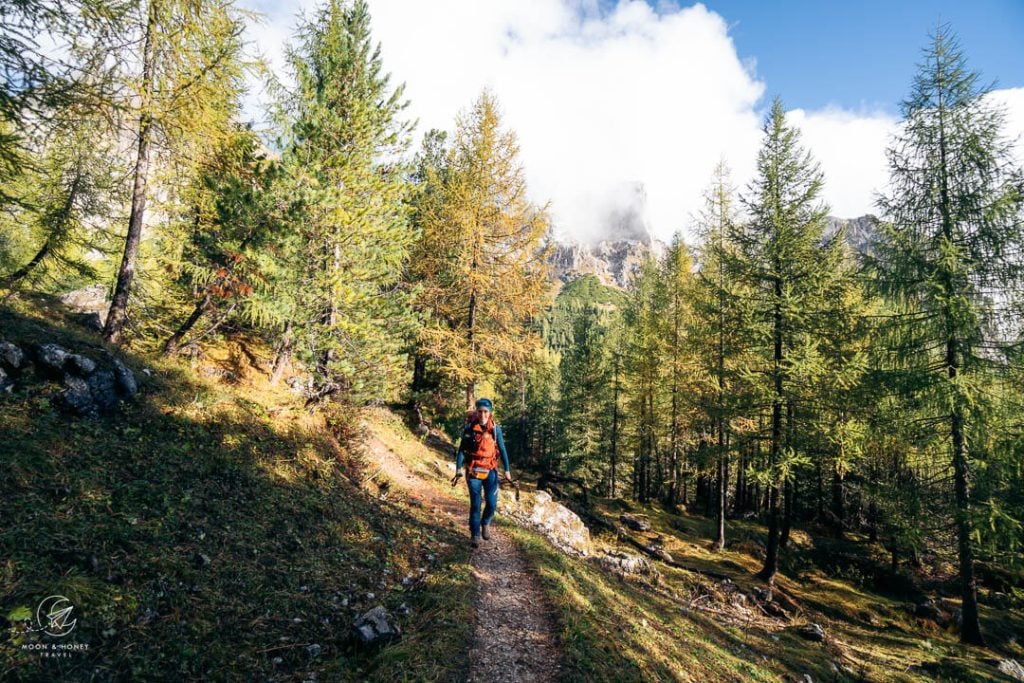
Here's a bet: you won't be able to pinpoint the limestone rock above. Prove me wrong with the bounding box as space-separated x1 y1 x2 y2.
796 623 826 642
34 343 71 378
511 490 592 556
597 549 655 577
0 341 25 371
619 513 651 532
998 659 1024 681
59 284 109 314
352 606 401 646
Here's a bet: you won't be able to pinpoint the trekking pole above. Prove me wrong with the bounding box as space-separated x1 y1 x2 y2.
514 481 521 502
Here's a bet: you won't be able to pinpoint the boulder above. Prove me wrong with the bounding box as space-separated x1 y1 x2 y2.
34 343 71 378
521 490 592 556
112 357 138 399
999 659 1024 681
66 353 97 376
0 341 25 371
597 549 655 577
59 284 109 313
796 623 826 642
619 513 651 532
60 374 97 416
87 370 120 412
352 606 401 646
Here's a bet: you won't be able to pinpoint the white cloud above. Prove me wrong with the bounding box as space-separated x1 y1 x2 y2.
237 0 1024 244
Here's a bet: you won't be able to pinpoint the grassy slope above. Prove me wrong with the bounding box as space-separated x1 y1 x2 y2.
363 399 1024 683
510 497 1024 683
0 295 473 682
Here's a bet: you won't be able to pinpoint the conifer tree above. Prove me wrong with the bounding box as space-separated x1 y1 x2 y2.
103 0 249 343
692 161 750 548
869 24 1024 645
279 0 418 404
412 90 552 411
733 98 843 585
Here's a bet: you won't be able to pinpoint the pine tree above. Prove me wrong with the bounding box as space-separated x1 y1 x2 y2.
869 24 1024 645
657 233 698 508
556 303 611 492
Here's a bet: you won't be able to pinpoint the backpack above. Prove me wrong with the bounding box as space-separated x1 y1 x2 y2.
463 410 499 479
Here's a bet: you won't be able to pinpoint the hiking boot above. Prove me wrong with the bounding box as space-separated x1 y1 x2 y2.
481 525 490 540
471 534 481 548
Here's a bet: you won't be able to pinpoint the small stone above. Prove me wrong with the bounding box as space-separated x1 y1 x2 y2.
352 605 401 645
796 623 826 642
60 374 96 416
194 552 211 568
366 592 375 600
620 513 652 532
306 643 322 658
112 357 138 399
272 656 283 666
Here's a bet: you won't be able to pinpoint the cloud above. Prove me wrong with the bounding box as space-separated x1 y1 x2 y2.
238 0 1024 244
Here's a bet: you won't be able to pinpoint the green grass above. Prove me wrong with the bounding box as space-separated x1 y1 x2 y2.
0 295 474 682
508 491 1024 683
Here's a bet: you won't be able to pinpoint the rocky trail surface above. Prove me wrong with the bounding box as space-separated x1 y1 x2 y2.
360 430 564 683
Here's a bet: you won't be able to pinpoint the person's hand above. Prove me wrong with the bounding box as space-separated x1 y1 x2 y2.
503 471 514 484
451 471 463 487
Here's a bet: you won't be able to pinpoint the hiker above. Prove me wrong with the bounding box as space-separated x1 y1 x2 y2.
451 397 514 547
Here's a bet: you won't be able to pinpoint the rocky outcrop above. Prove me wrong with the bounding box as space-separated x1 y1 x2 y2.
549 238 666 290
1 340 139 416
824 215 879 256
504 489 592 556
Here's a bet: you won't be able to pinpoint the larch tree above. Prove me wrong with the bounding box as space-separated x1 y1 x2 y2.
413 90 552 412
868 24 1024 646
692 160 750 549
734 98 843 586
101 0 248 344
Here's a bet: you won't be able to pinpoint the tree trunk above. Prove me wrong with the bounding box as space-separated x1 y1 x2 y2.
269 321 293 385
104 0 157 344
757 278 784 585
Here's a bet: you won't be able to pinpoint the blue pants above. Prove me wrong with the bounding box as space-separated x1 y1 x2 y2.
466 468 499 536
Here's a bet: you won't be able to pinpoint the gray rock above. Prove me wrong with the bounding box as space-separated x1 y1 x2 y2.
597 549 655 577
796 623 826 642
506 489 592 556
66 354 97 376
352 605 401 645
60 374 97 416
112 358 137 399
0 366 13 393
87 370 120 412
619 513 652 532
34 343 71 377
999 660 1024 681
59 284 109 313
306 643 322 658
915 600 948 625
0 341 25 371
645 545 674 564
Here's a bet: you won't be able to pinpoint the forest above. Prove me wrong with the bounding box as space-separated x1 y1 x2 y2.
2 0 1024 680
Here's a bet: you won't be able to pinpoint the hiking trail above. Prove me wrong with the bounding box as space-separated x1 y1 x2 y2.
361 429 564 683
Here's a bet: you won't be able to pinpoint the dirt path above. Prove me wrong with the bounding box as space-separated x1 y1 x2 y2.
361 433 563 683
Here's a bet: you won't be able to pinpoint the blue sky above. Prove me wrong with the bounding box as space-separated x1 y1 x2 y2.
661 0 1024 113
